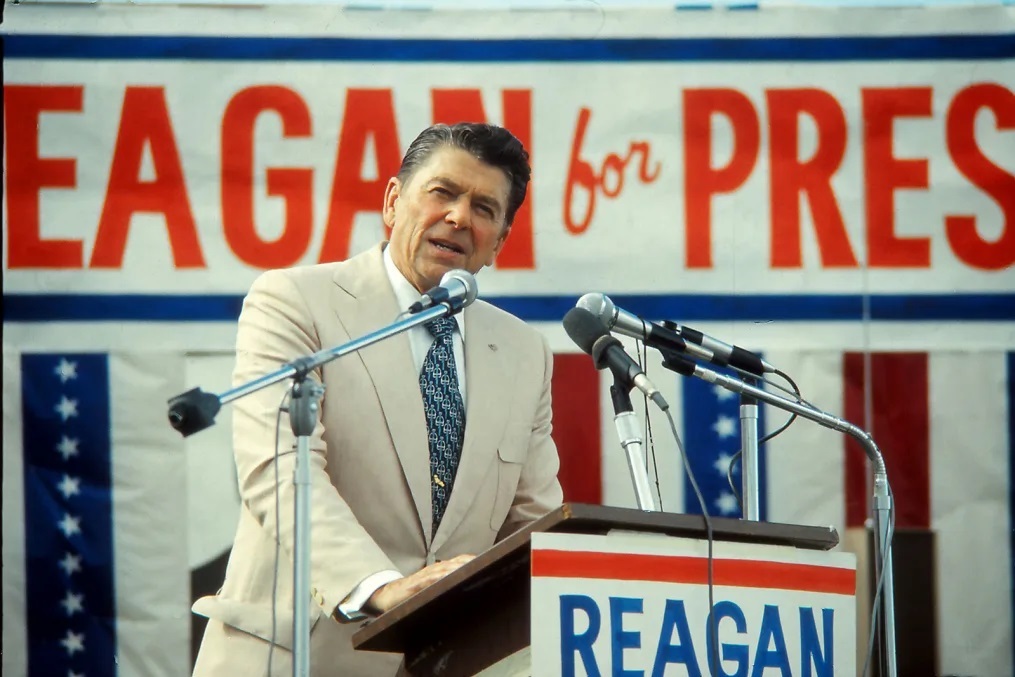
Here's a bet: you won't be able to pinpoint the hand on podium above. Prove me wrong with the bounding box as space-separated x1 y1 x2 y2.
365 554 476 614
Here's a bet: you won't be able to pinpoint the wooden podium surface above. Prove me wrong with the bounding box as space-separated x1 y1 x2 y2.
352 503 839 675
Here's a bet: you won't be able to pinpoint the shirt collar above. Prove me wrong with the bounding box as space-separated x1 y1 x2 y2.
383 243 466 340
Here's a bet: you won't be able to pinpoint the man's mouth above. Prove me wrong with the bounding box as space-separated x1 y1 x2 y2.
430 239 465 255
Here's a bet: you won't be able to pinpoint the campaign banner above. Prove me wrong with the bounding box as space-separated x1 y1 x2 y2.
2 4 1014 328
530 531 857 676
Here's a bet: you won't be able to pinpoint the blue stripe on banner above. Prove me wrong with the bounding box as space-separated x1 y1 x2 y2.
1008 352 1015 675
680 368 767 520
21 354 116 677
3 293 1014 323
4 33 1014 62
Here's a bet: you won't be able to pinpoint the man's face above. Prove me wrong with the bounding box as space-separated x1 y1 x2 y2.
383 146 511 293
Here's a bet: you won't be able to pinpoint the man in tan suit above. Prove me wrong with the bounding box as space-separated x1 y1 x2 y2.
192 123 563 675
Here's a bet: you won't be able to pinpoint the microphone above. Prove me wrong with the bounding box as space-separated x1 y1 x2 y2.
408 269 478 314
577 293 774 376
563 307 669 411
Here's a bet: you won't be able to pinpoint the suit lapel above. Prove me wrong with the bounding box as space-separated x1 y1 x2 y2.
432 303 514 550
330 245 433 545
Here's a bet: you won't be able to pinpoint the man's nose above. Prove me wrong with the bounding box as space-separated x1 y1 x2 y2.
446 198 472 230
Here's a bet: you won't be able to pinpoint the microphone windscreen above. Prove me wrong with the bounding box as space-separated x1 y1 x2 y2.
590 334 622 370
563 307 608 355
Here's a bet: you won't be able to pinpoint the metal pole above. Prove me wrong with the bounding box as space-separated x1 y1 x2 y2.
739 383 761 521
289 379 323 677
872 470 897 677
610 384 657 511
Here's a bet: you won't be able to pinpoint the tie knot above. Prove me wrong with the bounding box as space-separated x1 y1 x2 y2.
425 316 458 342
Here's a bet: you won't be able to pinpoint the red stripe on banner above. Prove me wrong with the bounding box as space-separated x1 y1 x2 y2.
532 550 856 595
844 353 930 529
551 354 602 504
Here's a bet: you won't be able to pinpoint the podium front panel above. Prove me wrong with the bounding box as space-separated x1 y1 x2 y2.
530 532 856 676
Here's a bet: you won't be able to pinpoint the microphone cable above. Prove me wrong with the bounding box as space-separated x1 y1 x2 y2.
660 407 720 677
724 367 807 512
633 338 718 675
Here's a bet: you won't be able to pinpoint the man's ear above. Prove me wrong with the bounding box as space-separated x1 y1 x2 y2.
485 225 511 267
382 177 401 229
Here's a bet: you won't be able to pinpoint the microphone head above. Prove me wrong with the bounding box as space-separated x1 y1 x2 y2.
439 269 479 308
590 334 622 371
563 307 608 355
576 293 617 328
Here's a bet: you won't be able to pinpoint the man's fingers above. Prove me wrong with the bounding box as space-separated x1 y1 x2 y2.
367 553 480 613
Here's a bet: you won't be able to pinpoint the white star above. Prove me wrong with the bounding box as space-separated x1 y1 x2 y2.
56 436 80 461
60 630 85 656
59 552 82 576
58 474 82 500
58 513 81 538
61 590 84 616
714 453 737 477
715 492 740 515
713 384 736 401
55 359 79 384
55 396 79 422
712 415 737 439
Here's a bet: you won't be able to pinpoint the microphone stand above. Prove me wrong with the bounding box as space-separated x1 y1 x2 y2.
661 353 897 677
609 380 657 511
166 301 465 677
739 381 761 521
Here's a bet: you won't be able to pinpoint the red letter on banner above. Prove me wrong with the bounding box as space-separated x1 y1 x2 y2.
945 84 1015 270
563 107 598 235
767 89 857 268
431 88 535 269
4 85 83 268
683 89 759 269
862 87 932 268
92 86 204 268
222 86 313 269
319 89 401 263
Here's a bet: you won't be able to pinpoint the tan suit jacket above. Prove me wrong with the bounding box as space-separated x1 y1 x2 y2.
192 243 563 676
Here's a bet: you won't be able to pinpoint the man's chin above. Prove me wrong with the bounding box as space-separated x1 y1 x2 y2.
420 261 467 285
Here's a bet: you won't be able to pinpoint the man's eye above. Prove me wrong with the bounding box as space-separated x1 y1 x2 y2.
433 187 452 196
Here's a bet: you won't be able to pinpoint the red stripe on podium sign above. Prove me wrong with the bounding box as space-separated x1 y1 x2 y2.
843 353 931 528
531 550 856 595
550 354 602 504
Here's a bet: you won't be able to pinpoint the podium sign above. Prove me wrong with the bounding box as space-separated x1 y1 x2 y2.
530 532 856 676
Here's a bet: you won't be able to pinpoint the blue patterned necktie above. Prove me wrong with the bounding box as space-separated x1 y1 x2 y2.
419 316 466 537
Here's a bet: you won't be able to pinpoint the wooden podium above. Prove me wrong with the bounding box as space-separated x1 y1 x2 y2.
352 503 845 676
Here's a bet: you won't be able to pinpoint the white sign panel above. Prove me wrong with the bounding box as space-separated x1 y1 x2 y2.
530 532 857 676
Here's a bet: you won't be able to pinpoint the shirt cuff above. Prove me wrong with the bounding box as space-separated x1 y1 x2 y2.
334 570 404 622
